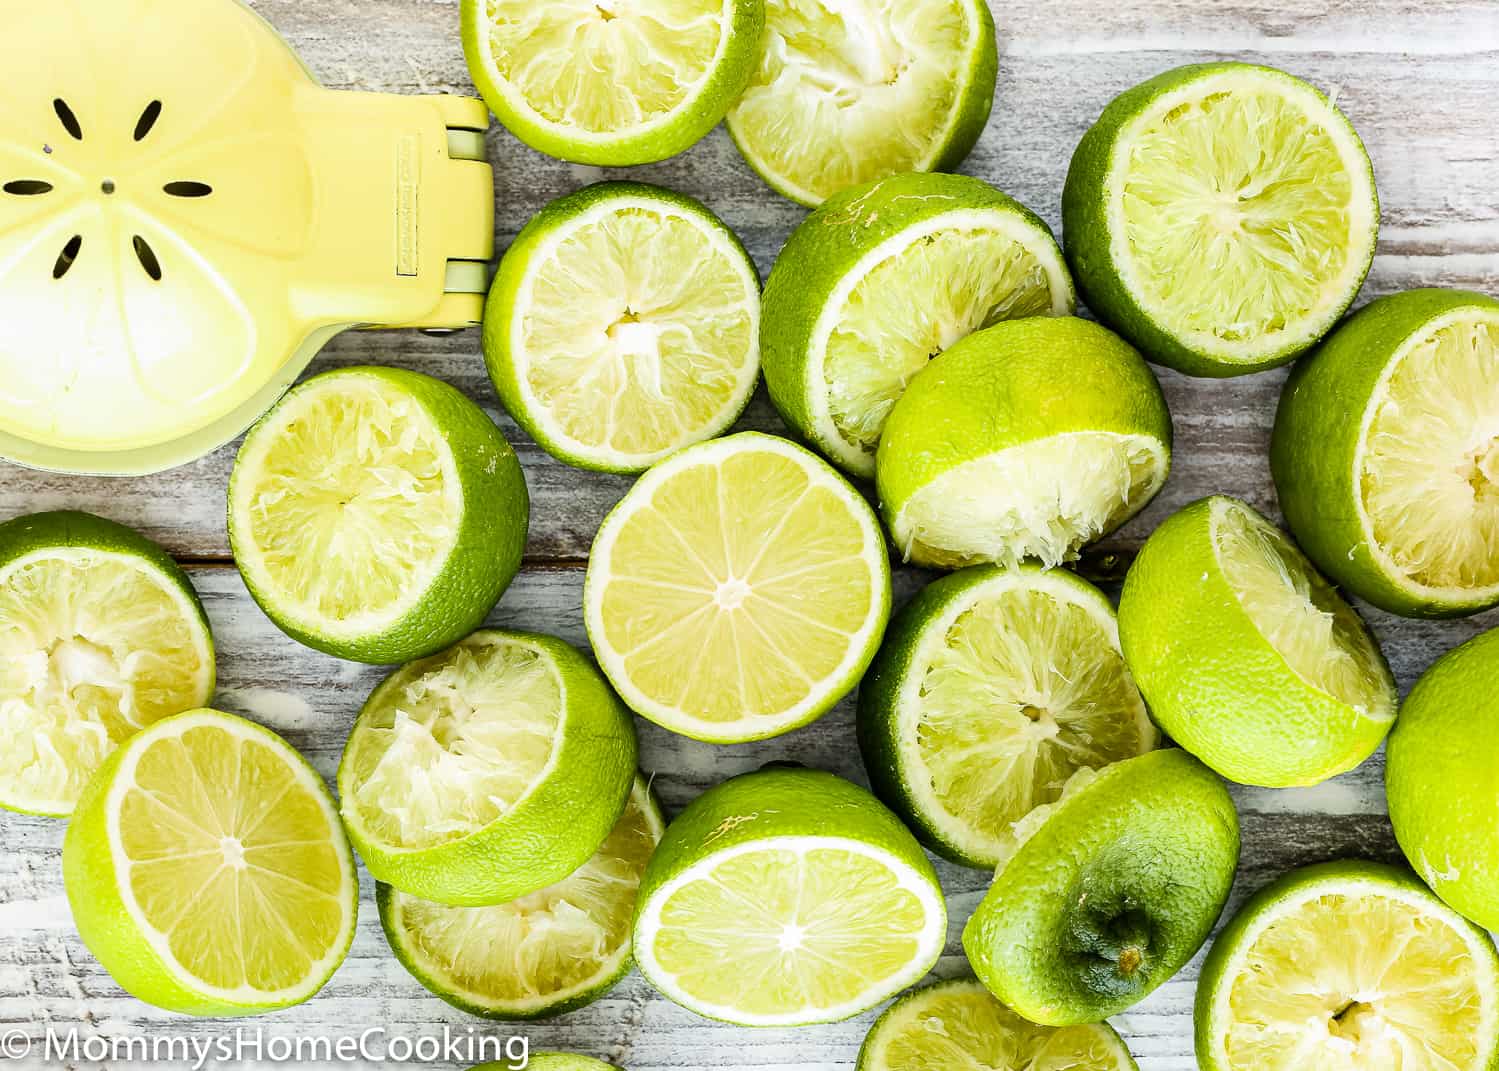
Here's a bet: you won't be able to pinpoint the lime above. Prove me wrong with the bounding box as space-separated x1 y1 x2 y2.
1118 495 1396 788
876 317 1171 570
228 367 528 665
726 0 996 206
380 775 662 1018
762 172 1075 478
1273 288 1499 618
584 431 890 743
0 511 213 817
485 182 761 474
338 630 637 906
1064 63 1379 377
1387 627 1499 931
1196 861 1499 1071
62 709 358 1016
858 978 1138 1071
460 0 764 166
858 564 1156 869
633 766 945 1026
963 748 1239 1026
472 1057 620 1071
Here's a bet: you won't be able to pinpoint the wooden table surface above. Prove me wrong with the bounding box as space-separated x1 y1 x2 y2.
4 2 1498 1068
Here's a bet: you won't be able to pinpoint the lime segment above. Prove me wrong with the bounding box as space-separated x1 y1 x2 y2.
858 979 1138 1071
1197 862 1499 1071
0 512 213 817
486 183 760 473
381 777 663 1018
585 432 890 742
63 709 358 1015
859 565 1155 869
727 0 996 205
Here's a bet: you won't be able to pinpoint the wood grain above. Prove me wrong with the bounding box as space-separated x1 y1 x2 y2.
3 1 1498 1068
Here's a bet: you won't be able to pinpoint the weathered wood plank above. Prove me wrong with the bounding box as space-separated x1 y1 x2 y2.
0 568 1494 1069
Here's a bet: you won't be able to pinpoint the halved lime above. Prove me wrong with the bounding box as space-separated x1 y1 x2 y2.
1387 628 1499 933
1196 861 1499 1071
63 709 358 1015
228 367 528 665
0 511 213 817
726 0 996 206
380 775 662 1018
1119 496 1397 788
858 978 1138 1071
876 317 1171 570
584 431 890 743
763 172 1075 477
1273 288 1499 617
633 767 946 1026
963 748 1240 1026
859 564 1155 869
460 0 765 166
1064 63 1379 376
338 630 637 906
472 1056 620 1071
485 182 761 474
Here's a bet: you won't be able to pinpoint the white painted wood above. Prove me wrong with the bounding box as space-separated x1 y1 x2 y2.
3 1 1498 1067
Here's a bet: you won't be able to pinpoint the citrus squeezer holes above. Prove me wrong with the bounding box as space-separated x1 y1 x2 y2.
52 99 83 141
3 180 52 196
132 236 163 281
52 235 82 280
163 181 212 198
134 101 162 142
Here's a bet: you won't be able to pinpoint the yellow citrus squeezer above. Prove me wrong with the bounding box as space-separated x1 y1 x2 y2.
0 0 494 474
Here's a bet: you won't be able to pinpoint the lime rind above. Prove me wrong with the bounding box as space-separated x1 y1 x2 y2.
726 0 996 206
0 511 214 818
584 431 891 743
762 173 1074 479
1064 63 1378 376
857 978 1138 1071
858 564 1156 869
63 709 358 1015
228 367 528 665
379 776 664 1019
1196 861 1499 1071
338 630 637 907
486 182 761 474
461 0 765 166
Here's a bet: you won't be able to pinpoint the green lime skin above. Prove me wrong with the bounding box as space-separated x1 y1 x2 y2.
1388 628 1499 932
857 563 1131 869
1273 288 1499 618
63 710 357 1016
962 749 1239 1026
761 171 1071 476
1194 860 1499 1071
0 511 214 818
470 1057 621 1071
460 0 765 166
1118 496 1396 788
1063 63 1378 377
875 317 1172 552
484 181 760 475
229 367 528 665
339 631 637 907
